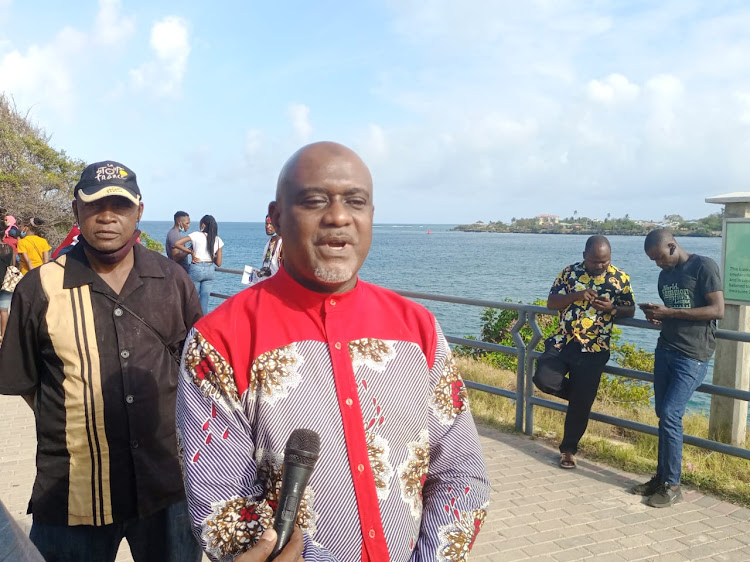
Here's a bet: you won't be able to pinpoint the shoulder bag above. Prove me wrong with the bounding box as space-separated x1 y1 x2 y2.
1 265 22 293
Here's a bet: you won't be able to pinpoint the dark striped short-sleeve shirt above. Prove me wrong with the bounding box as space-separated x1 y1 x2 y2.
0 243 202 526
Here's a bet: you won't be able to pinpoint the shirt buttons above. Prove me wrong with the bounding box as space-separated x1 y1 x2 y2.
120 350 130 359
345 398 353 406
130 440 139 449
114 307 124 317
369 529 376 539
357 463 365 473
330 299 336 306
334 342 341 350
125 395 134 404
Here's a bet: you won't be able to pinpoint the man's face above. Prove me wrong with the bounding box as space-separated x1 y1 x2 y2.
270 153 374 293
265 219 276 236
646 242 678 271
179 215 191 231
73 196 143 253
583 245 611 277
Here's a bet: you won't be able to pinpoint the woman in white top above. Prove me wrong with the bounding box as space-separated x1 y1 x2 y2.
174 214 224 313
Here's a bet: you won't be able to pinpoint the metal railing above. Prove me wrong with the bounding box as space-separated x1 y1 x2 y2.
211 268 750 461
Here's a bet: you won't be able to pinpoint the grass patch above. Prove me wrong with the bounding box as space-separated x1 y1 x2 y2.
458 356 750 507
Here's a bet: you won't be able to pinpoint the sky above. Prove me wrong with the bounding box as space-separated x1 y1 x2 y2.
1 0 750 224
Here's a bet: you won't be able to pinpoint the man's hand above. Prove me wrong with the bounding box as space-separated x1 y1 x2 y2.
590 296 614 313
643 302 670 324
234 528 305 562
575 288 598 302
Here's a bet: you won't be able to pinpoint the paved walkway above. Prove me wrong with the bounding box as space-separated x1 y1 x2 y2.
2 394 750 561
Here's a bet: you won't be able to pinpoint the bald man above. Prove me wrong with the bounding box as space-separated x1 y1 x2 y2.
176 142 490 561
533 236 635 469
632 230 723 507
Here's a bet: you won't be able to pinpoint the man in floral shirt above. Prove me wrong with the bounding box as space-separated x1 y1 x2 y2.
176 142 490 561
533 236 635 469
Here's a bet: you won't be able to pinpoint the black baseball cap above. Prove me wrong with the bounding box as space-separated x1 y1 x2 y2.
74 161 141 206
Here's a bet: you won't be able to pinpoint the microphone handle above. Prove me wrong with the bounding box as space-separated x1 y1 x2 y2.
268 461 314 560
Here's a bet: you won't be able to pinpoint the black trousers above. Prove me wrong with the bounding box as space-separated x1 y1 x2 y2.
532 341 610 454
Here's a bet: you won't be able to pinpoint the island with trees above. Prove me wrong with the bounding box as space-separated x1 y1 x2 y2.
452 211 723 237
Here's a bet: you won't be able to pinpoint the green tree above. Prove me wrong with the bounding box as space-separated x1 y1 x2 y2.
139 231 165 253
0 94 85 246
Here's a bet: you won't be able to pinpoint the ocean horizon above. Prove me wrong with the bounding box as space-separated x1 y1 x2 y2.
142 221 737 421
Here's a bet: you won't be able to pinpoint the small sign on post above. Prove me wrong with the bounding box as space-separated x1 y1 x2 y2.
722 219 750 305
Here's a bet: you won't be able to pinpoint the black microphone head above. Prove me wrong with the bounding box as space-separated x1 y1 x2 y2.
284 428 321 468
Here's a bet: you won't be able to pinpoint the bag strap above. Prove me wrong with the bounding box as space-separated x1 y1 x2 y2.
53 259 182 365
99 292 182 365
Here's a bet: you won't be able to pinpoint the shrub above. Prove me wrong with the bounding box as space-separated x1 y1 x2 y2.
139 231 165 253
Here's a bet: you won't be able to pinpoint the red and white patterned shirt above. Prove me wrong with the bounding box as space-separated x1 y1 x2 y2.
176 266 490 561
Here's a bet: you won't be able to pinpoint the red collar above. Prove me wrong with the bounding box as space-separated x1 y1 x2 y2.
267 265 363 312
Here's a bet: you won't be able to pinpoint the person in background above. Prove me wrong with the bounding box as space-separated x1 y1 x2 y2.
174 214 223 314
0 243 13 345
17 217 51 274
258 214 283 279
632 229 724 508
533 235 635 469
52 223 82 259
176 142 490 561
2 215 19 259
166 211 192 273
0 160 203 561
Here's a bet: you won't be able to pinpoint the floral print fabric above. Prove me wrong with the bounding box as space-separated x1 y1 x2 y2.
548 262 635 352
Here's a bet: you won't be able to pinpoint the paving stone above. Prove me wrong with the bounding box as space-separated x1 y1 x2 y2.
709 549 750 561
617 545 660 560
552 546 594 561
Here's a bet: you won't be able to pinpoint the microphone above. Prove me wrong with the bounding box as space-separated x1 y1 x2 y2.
269 428 321 560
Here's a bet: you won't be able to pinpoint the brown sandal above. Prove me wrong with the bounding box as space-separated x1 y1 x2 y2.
560 452 577 469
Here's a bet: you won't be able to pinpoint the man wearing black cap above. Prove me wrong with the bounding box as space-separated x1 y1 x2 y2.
0 161 203 561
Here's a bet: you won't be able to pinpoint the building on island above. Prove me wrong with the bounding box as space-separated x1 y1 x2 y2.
536 214 559 226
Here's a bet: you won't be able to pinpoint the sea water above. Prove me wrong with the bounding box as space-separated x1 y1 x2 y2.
141 221 726 417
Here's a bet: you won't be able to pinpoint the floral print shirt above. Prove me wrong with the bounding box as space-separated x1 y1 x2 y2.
176 267 490 562
547 262 635 352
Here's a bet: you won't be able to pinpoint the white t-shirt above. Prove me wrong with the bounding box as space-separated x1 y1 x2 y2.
188 231 224 262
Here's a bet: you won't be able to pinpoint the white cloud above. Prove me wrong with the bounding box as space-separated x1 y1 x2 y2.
0 0 11 23
737 92 750 125
587 74 641 105
287 103 312 143
93 0 135 46
130 16 190 97
246 129 264 157
0 27 87 116
0 0 136 120
361 124 387 161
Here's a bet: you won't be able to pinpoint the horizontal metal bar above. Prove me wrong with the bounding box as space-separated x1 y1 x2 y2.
446 336 519 356
393 289 750 343
212 274 750 343
529 396 750 460
465 380 518 401
210 293 233 300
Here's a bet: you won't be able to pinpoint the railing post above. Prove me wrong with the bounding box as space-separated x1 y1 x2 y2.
510 311 527 432
525 312 544 436
706 193 750 446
